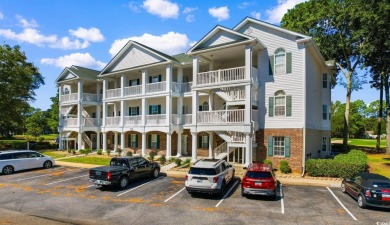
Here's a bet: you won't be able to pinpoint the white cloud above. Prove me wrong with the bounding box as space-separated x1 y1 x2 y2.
0 13 4 20
265 0 308 24
127 2 141 12
250 11 261 20
238 2 253 9
186 15 195 22
142 0 179 19
49 37 89 50
0 28 56 46
208 6 229 22
109 32 191 57
183 7 197 14
40 53 106 69
69 27 104 42
16 15 39 28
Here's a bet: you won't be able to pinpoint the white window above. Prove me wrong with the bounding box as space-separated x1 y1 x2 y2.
202 135 209 148
150 105 159 114
131 134 137 148
202 102 209 111
63 88 70 95
274 48 286 75
129 107 139 116
323 105 328 120
273 137 285 156
129 79 138 86
152 76 159 83
151 134 158 149
322 74 328 88
322 137 327 151
274 91 286 117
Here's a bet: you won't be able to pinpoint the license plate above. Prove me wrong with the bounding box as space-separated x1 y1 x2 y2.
255 182 262 186
96 171 101 175
95 180 103 184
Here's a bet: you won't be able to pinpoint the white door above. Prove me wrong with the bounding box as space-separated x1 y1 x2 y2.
181 135 187 155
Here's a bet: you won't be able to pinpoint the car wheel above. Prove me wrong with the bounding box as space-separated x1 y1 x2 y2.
219 181 226 197
119 176 129 189
341 182 346 193
241 187 246 197
2 165 14 175
43 160 53 169
151 168 159 178
357 195 366 208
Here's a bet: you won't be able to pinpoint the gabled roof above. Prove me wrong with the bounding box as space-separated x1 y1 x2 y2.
233 17 310 40
99 40 178 76
172 53 193 64
55 65 100 83
187 25 257 54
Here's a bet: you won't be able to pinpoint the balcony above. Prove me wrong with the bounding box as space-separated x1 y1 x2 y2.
60 93 78 103
105 117 120 126
84 118 99 126
61 118 78 127
125 85 142 96
197 66 258 86
146 82 166 94
197 109 245 124
60 93 101 103
124 115 142 126
171 114 192 125
106 88 121 99
146 114 166 125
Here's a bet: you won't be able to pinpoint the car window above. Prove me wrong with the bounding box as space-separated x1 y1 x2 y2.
129 159 138 167
189 168 217 175
372 182 390 188
137 158 148 166
14 152 29 159
215 166 221 174
29 152 41 158
0 153 13 160
355 177 362 185
246 171 273 179
110 158 124 166
220 163 226 172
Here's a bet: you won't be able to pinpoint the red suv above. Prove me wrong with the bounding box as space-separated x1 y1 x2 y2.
241 163 277 199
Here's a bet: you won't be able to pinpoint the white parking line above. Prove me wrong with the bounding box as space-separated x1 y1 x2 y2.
164 187 186 203
280 184 284 214
326 187 357 221
16 174 48 181
215 180 239 208
117 176 163 197
45 175 88 186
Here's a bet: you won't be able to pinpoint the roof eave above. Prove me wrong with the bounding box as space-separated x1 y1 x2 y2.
187 39 257 56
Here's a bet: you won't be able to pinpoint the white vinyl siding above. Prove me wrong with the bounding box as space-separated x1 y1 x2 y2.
201 30 244 48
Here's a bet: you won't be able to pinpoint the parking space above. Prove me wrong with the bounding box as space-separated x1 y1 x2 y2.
0 167 389 225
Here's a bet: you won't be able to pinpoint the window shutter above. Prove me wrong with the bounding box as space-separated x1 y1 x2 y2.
136 106 139 115
286 52 292 73
198 136 202 148
158 75 162 82
127 134 131 147
129 80 132 86
269 97 274 117
149 76 152 83
285 137 290 157
135 134 138 148
268 136 273 156
286 96 292 116
322 74 327 88
199 105 202 111
148 134 151 148
207 136 210 148
137 79 140 85
157 135 160 149
157 105 161 114
269 55 274 75
149 106 152 114
128 107 131 116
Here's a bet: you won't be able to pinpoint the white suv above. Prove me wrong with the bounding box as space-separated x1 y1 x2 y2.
0 150 55 175
185 159 235 196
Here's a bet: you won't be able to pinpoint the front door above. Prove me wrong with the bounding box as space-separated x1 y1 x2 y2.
91 134 97 149
181 135 187 155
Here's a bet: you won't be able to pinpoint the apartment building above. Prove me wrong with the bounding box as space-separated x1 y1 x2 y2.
56 17 334 172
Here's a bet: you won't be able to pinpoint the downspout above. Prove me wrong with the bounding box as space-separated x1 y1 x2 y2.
301 43 308 177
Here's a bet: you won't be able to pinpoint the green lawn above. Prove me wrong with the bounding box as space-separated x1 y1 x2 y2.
332 138 386 148
57 156 112 165
39 150 69 159
367 154 390 178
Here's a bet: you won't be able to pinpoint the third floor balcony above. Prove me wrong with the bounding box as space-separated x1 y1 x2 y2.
196 66 258 86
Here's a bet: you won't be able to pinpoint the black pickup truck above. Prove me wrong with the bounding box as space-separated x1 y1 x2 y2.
89 156 160 189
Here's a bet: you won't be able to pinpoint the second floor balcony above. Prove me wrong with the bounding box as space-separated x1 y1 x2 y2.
60 93 101 103
196 66 258 86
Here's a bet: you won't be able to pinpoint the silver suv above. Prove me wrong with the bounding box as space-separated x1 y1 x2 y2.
185 159 235 196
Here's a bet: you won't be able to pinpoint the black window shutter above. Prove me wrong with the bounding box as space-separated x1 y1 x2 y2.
268 136 273 156
269 55 274 75
158 75 162 82
157 135 160 149
148 134 151 148
149 76 152 83
137 79 140 85
199 105 202 111
157 105 161 114
128 107 131 116
136 106 139 115
286 53 292 73
198 136 202 148
149 105 152 114
129 80 132 86
127 134 131 147
286 96 292 116
269 97 274 117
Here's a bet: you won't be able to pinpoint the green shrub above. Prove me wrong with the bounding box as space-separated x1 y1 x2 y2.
126 151 133 157
279 160 291 174
84 148 92 155
159 154 167 165
37 137 44 143
148 151 156 161
168 157 176 163
97 149 102 155
183 158 191 165
67 149 72 153
71 149 76 155
263 159 273 168
116 148 122 156
175 158 182 167
306 150 368 178
106 149 111 156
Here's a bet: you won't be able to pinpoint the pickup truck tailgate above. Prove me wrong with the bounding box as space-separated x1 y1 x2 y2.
89 166 112 180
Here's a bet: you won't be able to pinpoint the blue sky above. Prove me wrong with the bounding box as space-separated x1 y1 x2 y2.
0 0 378 110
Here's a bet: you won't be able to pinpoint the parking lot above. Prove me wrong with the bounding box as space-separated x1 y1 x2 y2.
0 166 389 225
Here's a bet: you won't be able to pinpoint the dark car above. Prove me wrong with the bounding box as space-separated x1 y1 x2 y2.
341 173 390 209
89 156 160 189
241 163 277 199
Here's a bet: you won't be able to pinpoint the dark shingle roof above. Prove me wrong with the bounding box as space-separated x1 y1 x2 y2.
68 66 100 80
172 53 192 64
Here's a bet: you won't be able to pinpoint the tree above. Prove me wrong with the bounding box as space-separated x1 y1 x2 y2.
281 0 365 151
47 92 59 133
0 44 44 138
26 109 47 137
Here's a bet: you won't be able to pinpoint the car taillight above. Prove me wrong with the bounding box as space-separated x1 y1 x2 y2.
365 190 371 197
107 172 112 180
185 175 188 181
213 177 219 183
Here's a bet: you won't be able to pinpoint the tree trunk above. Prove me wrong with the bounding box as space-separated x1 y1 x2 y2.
343 72 352 152
376 76 383 153
385 74 390 155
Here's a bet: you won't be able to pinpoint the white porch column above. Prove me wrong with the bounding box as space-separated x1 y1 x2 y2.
78 79 83 101
208 132 213 158
178 68 183 84
142 70 147 95
166 64 172 92
177 131 182 157
166 95 171 126
208 93 213 111
121 74 125 97
241 147 245 165
96 132 101 150
120 100 124 126
114 103 117 117
142 98 147 126
192 56 199 86
166 132 172 158
103 79 107 99
114 132 118 151
245 134 252 166
102 132 107 152
59 132 63 150
233 148 236 163
77 132 82 150
245 45 253 124
120 132 125 152
191 132 197 162
96 105 101 126
58 84 63 103
141 132 146 156
192 91 199 125
102 102 107 126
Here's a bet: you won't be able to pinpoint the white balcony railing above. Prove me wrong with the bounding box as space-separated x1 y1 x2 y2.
146 114 166 125
60 93 78 102
183 114 192 125
197 66 245 85
83 93 100 102
125 85 142 96
146 82 166 93
220 87 245 100
171 114 180 125
106 88 121 99
105 117 120 126
181 82 192 93
84 118 99 126
124 115 142 126
61 118 78 127
171 82 180 93
230 131 245 143
197 109 245 124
